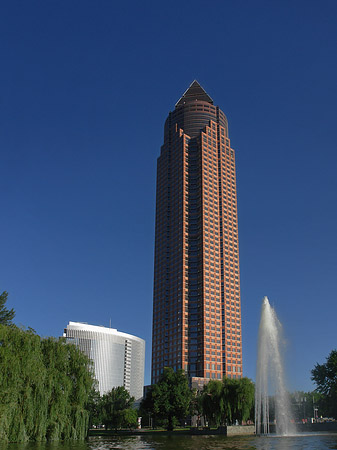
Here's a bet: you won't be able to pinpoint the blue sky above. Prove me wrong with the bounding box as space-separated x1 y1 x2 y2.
1 0 336 392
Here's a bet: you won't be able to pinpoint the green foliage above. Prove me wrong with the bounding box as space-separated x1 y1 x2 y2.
199 377 255 426
0 325 95 442
141 368 192 431
312 349 337 418
86 386 102 428
142 371 255 429
100 386 136 430
138 388 154 427
200 380 224 427
290 391 325 421
227 377 255 423
0 291 15 326
120 408 138 429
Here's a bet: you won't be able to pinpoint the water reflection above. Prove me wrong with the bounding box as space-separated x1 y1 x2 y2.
89 436 255 450
87 435 337 450
2 434 337 450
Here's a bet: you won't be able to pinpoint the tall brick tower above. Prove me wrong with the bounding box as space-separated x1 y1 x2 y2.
152 81 242 386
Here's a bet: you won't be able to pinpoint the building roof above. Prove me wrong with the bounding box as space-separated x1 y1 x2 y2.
65 321 145 343
175 80 214 107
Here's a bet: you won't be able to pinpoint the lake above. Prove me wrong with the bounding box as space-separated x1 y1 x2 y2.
2 434 337 450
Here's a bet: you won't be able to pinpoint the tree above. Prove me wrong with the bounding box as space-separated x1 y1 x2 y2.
0 291 15 326
199 377 255 427
0 325 95 442
230 377 255 424
222 377 236 424
312 349 337 418
86 387 102 428
200 380 224 427
290 391 326 421
120 408 138 429
147 368 192 431
100 386 135 430
138 387 154 428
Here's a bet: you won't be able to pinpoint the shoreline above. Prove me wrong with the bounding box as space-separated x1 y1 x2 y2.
89 425 256 437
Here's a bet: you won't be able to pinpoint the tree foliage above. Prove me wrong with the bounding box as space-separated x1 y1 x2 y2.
141 368 192 431
200 380 224 427
311 349 337 418
86 386 102 428
142 372 254 429
99 386 137 429
227 377 255 424
199 377 254 426
290 391 325 421
0 325 95 442
0 291 15 326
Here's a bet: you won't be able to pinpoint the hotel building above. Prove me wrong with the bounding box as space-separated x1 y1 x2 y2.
64 321 145 400
152 81 242 385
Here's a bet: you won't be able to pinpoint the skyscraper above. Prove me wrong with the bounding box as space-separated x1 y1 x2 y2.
152 81 242 385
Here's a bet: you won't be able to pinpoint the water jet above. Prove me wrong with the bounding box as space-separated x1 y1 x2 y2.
255 296 295 435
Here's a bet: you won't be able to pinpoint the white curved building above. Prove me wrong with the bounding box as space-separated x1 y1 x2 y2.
63 321 145 401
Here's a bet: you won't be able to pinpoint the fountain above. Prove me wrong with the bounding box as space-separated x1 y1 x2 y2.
255 296 295 435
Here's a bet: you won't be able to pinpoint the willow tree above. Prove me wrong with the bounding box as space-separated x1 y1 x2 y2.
0 325 95 442
200 380 224 427
229 377 255 424
199 377 255 427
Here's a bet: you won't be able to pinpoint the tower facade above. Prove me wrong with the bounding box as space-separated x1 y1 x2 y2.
151 81 242 385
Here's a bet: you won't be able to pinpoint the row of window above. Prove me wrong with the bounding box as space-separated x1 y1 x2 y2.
206 373 222 379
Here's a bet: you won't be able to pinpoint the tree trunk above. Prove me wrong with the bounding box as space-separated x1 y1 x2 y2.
167 415 173 431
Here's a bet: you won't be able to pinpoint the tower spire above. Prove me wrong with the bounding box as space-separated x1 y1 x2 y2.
175 80 214 107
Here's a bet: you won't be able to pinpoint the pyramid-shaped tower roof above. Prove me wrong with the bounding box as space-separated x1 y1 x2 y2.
175 80 214 107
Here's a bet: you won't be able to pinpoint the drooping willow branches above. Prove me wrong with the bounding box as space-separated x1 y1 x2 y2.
0 325 95 442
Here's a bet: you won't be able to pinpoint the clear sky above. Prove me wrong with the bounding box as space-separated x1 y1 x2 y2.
1 0 336 392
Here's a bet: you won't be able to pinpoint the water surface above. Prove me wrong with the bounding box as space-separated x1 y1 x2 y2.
2 434 337 450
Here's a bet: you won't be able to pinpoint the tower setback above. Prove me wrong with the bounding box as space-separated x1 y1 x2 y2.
152 81 242 385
